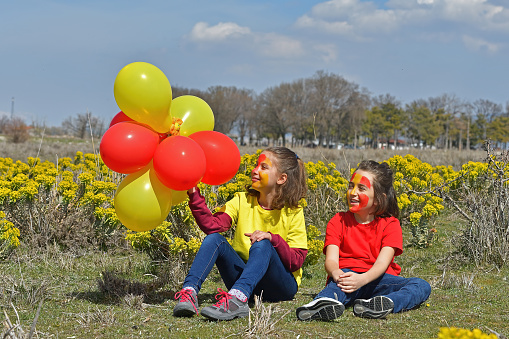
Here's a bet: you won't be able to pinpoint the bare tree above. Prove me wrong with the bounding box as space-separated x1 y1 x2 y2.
4 117 30 143
205 86 255 136
62 112 104 139
307 71 359 147
257 80 308 147
0 115 9 134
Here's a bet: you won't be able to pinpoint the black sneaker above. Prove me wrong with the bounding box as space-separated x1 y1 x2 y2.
173 288 199 317
296 297 345 321
353 296 394 319
200 288 249 321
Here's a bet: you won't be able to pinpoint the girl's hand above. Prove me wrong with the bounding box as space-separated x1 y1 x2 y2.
244 230 272 245
187 187 197 194
336 271 367 293
330 269 344 283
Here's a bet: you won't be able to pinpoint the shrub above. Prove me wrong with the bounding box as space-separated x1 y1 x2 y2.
447 141 509 267
4 117 30 143
386 154 445 247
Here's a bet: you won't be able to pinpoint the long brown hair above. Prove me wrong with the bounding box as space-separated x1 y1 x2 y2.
354 160 399 218
247 147 307 209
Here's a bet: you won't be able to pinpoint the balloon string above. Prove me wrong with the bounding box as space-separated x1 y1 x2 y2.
169 117 184 136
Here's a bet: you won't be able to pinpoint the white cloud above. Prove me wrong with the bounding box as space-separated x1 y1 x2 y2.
295 0 509 40
255 33 305 58
189 22 251 42
462 35 501 53
296 15 354 36
188 22 304 59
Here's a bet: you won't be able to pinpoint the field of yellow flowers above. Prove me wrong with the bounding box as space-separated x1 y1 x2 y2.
0 149 494 259
1 148 508 338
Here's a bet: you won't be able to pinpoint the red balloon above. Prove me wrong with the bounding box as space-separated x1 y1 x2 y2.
109 111 134 127
189 131 241 185
100 122 160 174
153 136 206 191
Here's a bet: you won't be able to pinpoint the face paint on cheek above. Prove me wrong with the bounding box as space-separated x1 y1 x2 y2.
254 172 268 188
350 173 371 189
349 193 369 212
347 172 372 212
252 154 271 188
252 154 266 176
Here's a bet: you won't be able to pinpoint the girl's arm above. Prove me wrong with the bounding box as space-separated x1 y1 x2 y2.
188 187 232 234
324 244 344 283
337 246 395 293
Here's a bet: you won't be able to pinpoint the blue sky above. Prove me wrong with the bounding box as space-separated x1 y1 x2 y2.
1 0 508 126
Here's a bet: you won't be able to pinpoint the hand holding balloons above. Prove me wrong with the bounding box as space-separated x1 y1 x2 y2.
104 62 241 233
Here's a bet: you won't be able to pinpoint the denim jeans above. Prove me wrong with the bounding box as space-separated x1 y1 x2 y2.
183 233 298 302
316 269 431 313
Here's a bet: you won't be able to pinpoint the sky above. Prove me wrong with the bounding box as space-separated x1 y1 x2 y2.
1 0 508 127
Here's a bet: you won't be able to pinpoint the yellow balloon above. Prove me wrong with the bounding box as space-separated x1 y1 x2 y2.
114 62 173 133
114 162 173 232
170 190 188 206
170 95 214 136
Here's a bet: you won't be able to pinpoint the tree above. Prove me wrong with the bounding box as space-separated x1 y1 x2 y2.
488 115 509 147
405 103 439 148
423 94 466 149
62 112 105 139
206 86 255 136
343 88 371 148
4 117 30 143
363 107 389 148
307 71 360 147
471 99 503 140
258 80 306 146
363 96 403 149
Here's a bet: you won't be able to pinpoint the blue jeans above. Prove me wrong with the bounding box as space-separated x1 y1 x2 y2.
183 233 298 302
316 269 431 313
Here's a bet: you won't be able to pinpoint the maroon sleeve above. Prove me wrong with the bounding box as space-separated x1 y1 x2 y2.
188 188 232 234
270 233 308 272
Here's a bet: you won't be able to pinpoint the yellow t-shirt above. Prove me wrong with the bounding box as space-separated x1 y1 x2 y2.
223 192 308 286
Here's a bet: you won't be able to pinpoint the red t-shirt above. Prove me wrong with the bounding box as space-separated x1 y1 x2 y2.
323 211 403 276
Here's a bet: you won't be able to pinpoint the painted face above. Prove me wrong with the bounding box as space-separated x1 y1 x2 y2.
347 170 375 214
251 152 279 192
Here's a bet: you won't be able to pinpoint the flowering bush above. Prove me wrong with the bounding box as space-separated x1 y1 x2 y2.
0 152 122 251
436 327 497 339
385 155 445 247
1 149 503 267
304 225 324 267
0 211 20 258
304 160 348 230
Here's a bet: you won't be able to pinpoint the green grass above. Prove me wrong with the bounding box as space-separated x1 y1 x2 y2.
1 215 508 338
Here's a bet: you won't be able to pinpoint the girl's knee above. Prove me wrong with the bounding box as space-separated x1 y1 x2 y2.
203 232 225 243
410 277 431 298
249 239 272 252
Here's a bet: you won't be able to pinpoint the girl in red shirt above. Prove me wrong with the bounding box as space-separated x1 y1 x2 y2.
297 160 431 320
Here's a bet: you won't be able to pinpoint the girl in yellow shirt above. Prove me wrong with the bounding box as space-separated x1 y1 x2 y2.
173 147 308 321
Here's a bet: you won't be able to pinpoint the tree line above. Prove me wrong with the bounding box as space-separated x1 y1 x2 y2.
3 70 508 149
173 70 509 150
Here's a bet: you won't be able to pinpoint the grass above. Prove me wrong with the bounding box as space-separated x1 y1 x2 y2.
1 212 508 338
0 138 504 337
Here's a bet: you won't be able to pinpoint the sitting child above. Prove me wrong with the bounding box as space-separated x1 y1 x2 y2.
297 160 431 320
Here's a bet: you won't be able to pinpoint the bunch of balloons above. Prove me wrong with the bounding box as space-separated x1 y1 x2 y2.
100 62 241 232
